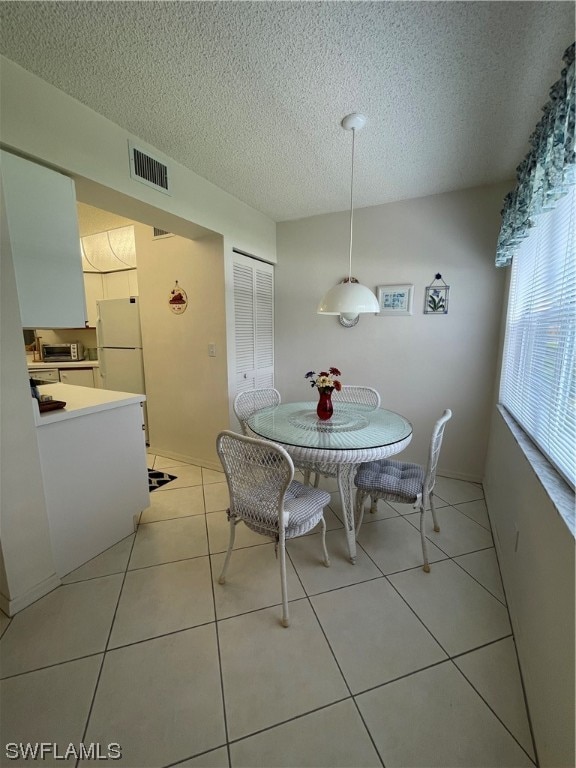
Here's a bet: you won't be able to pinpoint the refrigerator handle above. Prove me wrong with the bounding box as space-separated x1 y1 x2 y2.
99 350 106 380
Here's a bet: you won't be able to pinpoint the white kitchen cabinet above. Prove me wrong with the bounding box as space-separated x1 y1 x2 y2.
34 383 149 577
58 367 95 388
128 269 139 296
83 272 104 328
0 150 87 329
104 269 139 299
28 367 60 383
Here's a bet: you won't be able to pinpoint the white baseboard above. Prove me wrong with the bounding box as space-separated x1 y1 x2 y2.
438 469 483 484
0 573 61 617
147 445 222 473
146 450 481 484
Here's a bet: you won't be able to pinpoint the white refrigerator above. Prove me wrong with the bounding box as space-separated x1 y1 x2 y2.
96 296 148 439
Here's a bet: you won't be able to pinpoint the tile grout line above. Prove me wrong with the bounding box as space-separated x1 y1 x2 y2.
0 615 12 641
0 650 105 682
288 530 520 767
381 571 454 659
285 547 386 768
162 743 229 768
448 656 538 766
357 497 507 606
305 598 386 768
450 551 508 605
203 477 233 768
485 533 541 767
75 530 140 768
222 696 353 751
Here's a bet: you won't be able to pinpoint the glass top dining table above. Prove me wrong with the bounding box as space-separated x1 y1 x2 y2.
247 401 413 563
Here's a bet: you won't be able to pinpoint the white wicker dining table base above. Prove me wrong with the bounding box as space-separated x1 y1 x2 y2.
272 436 413 563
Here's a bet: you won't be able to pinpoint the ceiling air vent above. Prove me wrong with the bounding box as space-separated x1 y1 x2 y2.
128 141 171 195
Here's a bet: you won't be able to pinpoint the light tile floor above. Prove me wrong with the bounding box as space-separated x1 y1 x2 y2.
0 455 538 768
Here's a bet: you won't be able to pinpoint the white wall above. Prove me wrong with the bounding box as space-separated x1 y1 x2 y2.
484 409 575 768
34 328 97 349
276 182 509 481
0 182 60 615
135 227 229 469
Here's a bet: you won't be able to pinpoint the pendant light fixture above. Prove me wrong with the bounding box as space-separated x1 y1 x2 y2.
317 113 379 326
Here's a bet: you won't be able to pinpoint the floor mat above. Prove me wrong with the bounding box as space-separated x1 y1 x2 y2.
148 469 177 492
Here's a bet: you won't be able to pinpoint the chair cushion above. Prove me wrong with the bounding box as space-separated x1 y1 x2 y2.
354 459 424 502
284 481 331 537
242 480 330 539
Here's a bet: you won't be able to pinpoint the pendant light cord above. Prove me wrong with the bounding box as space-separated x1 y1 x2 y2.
348 127 356 281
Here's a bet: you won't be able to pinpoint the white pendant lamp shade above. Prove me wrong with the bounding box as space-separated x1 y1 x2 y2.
317 113 378 324
317 280 379 320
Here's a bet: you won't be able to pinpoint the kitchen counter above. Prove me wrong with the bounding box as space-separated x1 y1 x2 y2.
33 382 145 426
28 360 100 368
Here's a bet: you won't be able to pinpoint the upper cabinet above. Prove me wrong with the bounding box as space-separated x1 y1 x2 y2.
103 269 139 300
83 270 139 327
0 150 87 328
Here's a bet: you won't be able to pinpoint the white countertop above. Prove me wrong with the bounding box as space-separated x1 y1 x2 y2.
33 382 145 426
28 360 99 368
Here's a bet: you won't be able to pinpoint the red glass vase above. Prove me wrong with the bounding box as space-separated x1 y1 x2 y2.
317 389 334 421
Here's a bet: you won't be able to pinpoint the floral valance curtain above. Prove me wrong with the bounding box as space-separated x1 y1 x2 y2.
496 42 575 267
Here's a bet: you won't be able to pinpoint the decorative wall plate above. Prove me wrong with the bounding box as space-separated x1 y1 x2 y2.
169 280 188 314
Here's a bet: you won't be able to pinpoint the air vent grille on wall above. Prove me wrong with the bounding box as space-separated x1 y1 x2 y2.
128 141 170 195
153 227 172 238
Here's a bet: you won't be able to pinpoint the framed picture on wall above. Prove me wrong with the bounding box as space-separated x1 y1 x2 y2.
424 285 449 314
376 284 414 316
424 275 450 314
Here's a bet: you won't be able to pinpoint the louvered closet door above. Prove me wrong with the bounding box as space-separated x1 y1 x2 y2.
233 253 274 396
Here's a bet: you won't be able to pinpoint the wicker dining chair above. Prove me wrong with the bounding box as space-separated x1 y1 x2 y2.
234 387 317 484
233 388 281 435
216 430 331 627
332 385 381 409
309 385 381 487
354 409 452 573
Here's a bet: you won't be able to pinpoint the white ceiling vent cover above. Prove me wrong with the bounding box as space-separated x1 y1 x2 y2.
128 141 171 195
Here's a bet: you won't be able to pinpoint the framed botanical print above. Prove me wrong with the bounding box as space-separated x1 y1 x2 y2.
424 274 449 314
376 284 414 316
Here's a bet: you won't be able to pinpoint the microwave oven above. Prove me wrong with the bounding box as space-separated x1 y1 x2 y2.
42 342 85 362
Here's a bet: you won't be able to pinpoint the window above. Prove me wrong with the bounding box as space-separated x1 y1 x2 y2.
500 185 575 488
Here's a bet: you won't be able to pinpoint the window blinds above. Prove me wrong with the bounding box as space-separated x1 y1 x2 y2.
500 185 576 487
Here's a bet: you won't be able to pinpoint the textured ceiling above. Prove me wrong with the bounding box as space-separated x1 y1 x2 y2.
0 2 573 222
76 203 139 238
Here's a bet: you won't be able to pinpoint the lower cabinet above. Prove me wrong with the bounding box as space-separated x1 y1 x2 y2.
36 390 149 578
58 368 96 388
